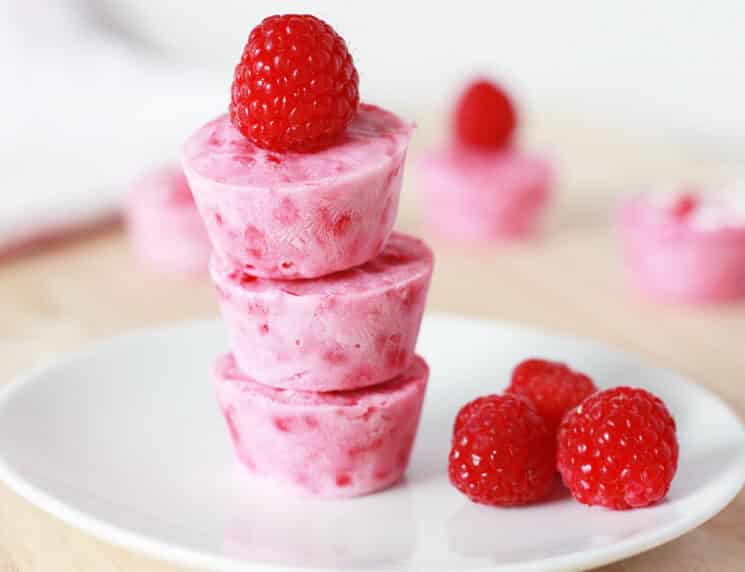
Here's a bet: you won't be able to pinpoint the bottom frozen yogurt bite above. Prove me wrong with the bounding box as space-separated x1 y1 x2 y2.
619 187 745 303
419 146 552 242
125 164 211 276
214 353 429 499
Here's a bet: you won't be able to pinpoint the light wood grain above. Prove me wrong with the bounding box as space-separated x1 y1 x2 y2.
1 113 743 571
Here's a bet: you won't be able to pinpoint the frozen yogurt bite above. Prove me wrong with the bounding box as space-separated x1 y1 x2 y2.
125 164 211 276
211 232 433 391
214 353 429 498
420 146 552 241
619 186 745 303
183 104 413 279
418 79 553 242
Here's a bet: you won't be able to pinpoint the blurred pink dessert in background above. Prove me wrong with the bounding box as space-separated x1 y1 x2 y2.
182 104 414 279
419 147 552 241
214 353 429 498
619 186 745 303
125 164 211 276
211 232 433 391
418 78 553 242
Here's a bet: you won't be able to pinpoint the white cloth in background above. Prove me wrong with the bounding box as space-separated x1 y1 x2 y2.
0 0 222 253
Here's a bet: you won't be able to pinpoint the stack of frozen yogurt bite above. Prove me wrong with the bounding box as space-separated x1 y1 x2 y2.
182 14 433 498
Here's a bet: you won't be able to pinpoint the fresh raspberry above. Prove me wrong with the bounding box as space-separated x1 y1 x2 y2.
506 359 597 432
449 394 555 506
230 14 360 152
557 387 678 510
670 192 698 218
453 79 516 150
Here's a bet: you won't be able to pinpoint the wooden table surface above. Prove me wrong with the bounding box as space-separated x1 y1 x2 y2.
1 114 744 571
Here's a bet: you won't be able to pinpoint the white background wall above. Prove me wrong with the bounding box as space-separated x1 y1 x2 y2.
1 0 743 242
104 0 745 144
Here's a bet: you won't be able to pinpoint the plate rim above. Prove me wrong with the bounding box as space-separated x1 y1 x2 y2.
1 312 744 572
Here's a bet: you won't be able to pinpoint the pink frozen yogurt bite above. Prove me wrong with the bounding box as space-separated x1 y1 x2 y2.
419 146 552 242
214 352 429 498
211 232 433 391
183 103 414 279
619 188 745 303
125 164 211 276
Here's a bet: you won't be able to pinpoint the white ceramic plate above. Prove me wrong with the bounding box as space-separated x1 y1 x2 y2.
1 314 744 572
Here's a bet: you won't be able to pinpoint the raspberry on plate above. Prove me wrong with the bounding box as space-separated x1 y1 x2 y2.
230 14 360 152
453 79 516 150
449 394 555 506
557 387 679 510
506 358 597 431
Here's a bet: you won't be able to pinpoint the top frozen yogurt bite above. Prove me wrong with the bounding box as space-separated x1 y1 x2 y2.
183 14 414 278
184 104 412 189
183 104 413 279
